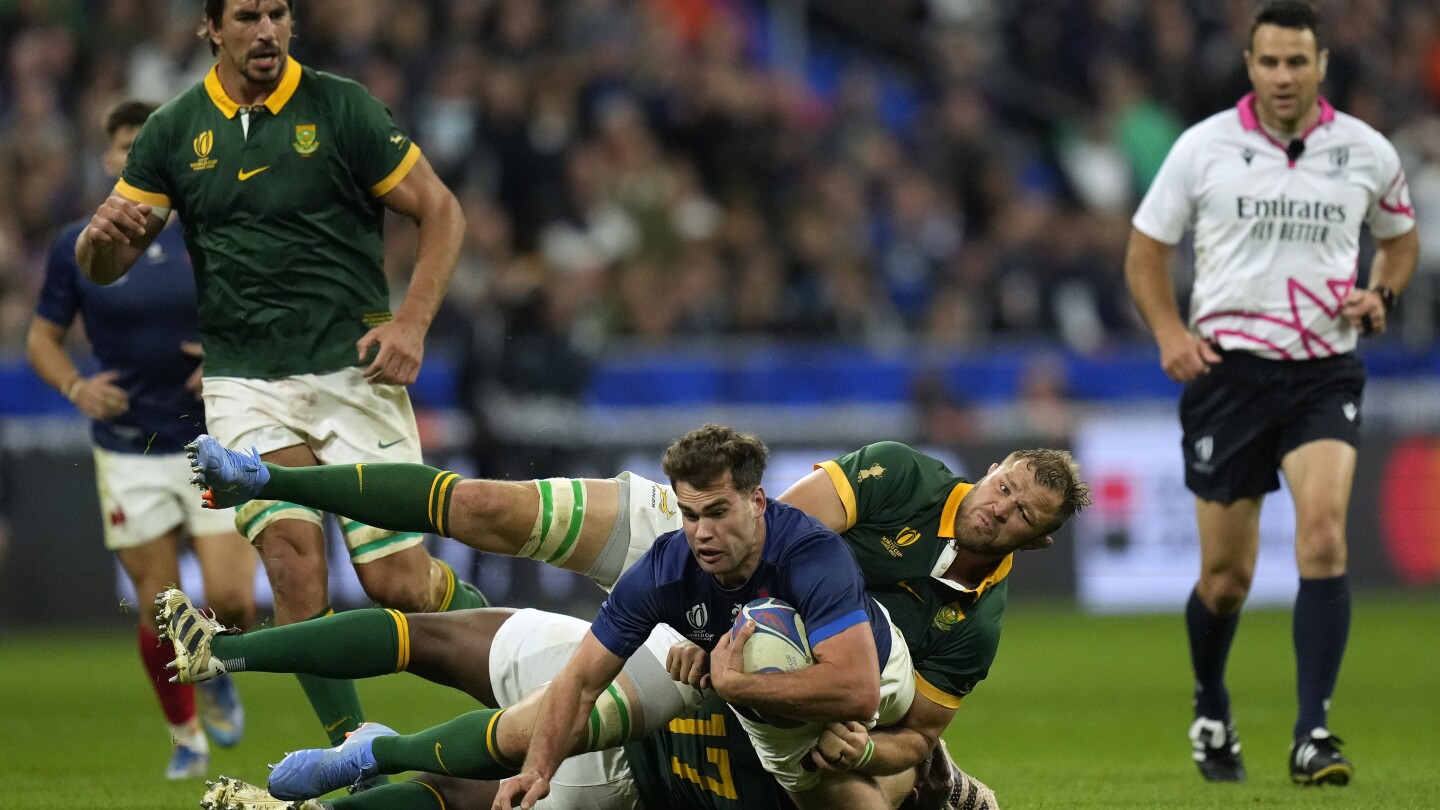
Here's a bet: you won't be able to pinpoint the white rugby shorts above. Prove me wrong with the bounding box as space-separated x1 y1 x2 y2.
92 446 237 550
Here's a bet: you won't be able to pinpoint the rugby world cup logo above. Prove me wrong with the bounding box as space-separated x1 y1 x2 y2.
686 602 708 630
189 130 218 171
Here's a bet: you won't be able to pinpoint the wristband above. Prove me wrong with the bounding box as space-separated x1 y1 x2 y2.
1374 286 1397 313
854 737 875 770
63 376 84 401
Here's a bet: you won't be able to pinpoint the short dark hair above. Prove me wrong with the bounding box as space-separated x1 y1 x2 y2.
1249 0 1322 51
103 99 158 139
201 0 295 55
661 424 768 494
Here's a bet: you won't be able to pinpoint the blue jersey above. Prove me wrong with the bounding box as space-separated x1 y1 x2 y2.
592 499 892 668
36 220 206 454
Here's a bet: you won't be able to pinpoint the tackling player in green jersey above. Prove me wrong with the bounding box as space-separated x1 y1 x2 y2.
76 0 484 750
184 431 1089 799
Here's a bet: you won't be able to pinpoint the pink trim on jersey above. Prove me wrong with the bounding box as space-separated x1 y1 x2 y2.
1235 93 1336 167
1378 170 1416 217
1195 269 1355 359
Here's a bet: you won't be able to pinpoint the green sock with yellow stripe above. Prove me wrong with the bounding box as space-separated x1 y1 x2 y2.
211 608 411 680
370 708 519 779
256 462 462 537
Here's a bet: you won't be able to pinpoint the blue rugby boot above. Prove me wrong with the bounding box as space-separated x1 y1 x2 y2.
268 722 397 800
166 740 209 780
197 673 246 748
187 434 269 509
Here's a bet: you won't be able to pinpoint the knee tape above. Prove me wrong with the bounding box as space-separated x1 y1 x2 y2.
341 518 424 564
586 681 639 751
518 479 587 566
235 499 324 542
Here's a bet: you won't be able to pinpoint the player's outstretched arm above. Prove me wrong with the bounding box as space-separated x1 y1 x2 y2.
713 621 881 723
76 192 164 284
360 151 463 385
493 631 625 810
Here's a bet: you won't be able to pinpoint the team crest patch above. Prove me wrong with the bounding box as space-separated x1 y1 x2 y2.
293 124 319 156
190 130 218 171
932 604 965 631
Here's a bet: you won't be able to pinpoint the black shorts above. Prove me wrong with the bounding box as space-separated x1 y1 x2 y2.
1180 350 1365 503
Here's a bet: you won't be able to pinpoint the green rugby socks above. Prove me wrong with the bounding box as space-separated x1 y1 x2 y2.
258 462 461 537
370 709 518 779
211 608 408 678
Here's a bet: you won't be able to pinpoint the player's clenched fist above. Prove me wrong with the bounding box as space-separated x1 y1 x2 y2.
85 195 152 245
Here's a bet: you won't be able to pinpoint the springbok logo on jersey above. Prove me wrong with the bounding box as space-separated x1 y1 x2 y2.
686 602 708 630
857 464 886 482
190 130 218 171
932 603 965 631
654 485 676 518
294 124 319 156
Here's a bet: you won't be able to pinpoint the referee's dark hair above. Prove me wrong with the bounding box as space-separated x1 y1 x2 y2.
1249 1 1322 50
200 0 297 56
103 99 158 140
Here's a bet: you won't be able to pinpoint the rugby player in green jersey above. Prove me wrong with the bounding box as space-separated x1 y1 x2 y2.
76 0 485 749
176 432 1087 802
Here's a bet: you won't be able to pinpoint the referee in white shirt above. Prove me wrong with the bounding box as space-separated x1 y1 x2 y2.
1124 0 1418 788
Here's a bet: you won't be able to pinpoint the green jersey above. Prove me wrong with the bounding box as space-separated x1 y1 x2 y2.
824 441 974 585
826 442 1011 707
870 572 1009 709
626 692 794 810
118 59 419 379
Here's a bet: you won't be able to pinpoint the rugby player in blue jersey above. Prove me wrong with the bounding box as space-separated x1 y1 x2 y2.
495 425 915 810
26 99 255 780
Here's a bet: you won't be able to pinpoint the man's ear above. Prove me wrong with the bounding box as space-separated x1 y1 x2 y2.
1021 534 1055 551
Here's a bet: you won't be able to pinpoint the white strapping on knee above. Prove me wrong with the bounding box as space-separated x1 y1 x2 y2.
519 479 587 566
235 499 324 541
586 682 637 751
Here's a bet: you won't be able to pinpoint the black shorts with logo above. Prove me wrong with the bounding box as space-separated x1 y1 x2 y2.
1180 350 1365 503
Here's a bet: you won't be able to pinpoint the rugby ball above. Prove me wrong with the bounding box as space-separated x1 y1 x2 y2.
732 597 813 674
730 598 813 728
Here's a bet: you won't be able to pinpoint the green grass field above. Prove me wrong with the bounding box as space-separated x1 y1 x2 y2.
2 593 1437 809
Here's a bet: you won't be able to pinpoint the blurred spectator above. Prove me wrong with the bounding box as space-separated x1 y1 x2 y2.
1 0 1434 379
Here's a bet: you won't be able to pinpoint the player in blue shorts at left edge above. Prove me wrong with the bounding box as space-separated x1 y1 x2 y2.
495 424 915 810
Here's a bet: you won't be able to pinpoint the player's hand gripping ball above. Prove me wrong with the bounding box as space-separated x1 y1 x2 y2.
730 597 814 728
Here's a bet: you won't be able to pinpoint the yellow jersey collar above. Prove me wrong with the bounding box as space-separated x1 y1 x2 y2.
204 57 303 119
934 553 1014 596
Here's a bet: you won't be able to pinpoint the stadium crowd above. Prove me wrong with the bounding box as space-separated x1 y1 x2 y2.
2 0 1439 397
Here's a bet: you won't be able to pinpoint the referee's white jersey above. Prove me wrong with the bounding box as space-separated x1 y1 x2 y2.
1134 93 1416 360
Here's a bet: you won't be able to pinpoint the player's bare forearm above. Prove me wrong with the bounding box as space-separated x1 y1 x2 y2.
383 153 463 333
1123 228 1187 342
716 624 880 722
862 725 934 776
522 633 622 771
861 692 955 775
26 317 79 395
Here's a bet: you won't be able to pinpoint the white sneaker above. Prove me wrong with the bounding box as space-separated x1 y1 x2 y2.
155 588 234 684
201 776 327 810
